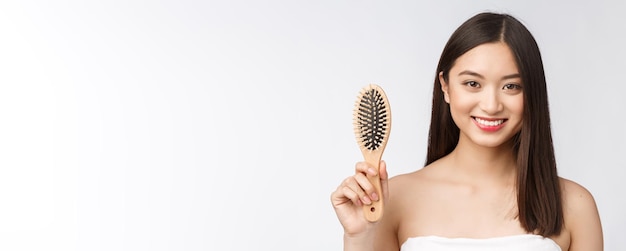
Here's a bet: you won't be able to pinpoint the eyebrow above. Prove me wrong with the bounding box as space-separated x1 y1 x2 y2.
458 70 521 80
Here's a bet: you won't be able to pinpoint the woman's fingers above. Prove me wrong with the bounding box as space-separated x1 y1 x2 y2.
344 174 374 205
355 162 378 177
332 161 388 210
352 174 375 204
337 185 362 207
354 162 382 201
331 160 390 236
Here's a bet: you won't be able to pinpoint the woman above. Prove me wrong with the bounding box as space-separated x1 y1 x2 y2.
330 12 603 250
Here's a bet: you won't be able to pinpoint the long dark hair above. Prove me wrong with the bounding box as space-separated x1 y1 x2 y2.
425 12 563 236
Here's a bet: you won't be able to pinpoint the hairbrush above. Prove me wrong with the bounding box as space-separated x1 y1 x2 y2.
353 84 391 222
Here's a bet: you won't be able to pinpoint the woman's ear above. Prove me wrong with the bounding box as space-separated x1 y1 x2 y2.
439 71 450 104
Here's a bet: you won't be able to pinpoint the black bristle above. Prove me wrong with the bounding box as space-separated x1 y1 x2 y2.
357 89 388 150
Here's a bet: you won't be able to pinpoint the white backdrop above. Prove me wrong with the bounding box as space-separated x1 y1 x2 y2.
1 0 624 250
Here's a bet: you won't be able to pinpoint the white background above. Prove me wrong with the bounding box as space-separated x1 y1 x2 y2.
1 0 624 250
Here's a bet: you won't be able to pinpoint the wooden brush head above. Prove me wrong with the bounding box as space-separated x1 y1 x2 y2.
354 84 391 155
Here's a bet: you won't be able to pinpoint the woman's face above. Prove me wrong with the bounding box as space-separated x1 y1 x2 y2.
440 42 524 148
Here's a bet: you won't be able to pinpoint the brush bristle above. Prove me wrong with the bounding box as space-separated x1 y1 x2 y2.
354 85 389 151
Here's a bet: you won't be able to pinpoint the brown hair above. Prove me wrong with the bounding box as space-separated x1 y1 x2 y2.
425 12 563 236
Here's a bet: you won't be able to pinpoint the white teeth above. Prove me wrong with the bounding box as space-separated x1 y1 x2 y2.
475 117 504 126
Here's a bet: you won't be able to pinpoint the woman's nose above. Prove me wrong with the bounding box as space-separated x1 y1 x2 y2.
479 89 503 114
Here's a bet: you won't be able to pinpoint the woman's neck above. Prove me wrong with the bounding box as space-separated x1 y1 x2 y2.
445 136 517 184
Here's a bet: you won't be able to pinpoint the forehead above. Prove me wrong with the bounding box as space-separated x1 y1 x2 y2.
451 42 519 77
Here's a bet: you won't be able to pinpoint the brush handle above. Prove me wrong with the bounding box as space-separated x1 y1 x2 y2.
362 154 384 222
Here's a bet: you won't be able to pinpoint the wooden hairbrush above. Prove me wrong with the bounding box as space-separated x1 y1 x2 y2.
353 84 391 222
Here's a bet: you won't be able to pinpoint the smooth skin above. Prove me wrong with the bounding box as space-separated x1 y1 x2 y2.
331 42 603 251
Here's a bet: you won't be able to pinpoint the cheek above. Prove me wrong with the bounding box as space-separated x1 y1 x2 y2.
447 92 476 126
509 96 524 116
448 91 475 113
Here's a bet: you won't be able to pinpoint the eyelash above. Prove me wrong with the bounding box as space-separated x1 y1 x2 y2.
463 81 523 90
464 81 480 88
503 83 523 90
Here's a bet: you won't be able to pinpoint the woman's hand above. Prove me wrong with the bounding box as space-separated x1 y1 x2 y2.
330 160 389 238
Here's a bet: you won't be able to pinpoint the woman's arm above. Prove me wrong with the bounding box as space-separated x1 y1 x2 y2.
561 178 603 251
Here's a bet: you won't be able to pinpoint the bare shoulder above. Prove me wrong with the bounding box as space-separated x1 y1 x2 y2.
559 177 603 250
386 161 448 202
559 177 599 215
387 167 433 195
384 166 441 223
384 167 435 217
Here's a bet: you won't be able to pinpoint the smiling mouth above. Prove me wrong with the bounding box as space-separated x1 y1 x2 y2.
473 117 507 127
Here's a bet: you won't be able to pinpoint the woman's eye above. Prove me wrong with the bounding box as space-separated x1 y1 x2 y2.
464 81 480 88
503 83 522 90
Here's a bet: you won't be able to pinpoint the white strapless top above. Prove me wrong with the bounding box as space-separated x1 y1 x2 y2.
400 234 561 251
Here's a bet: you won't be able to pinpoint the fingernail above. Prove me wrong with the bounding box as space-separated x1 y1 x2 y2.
371 193 379 201
362 196 372 205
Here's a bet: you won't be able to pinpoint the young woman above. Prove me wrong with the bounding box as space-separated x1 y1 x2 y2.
331 12 603 251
